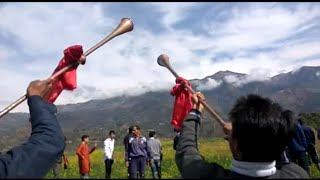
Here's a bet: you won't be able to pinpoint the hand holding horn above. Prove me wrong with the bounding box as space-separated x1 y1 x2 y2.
157 54 226 127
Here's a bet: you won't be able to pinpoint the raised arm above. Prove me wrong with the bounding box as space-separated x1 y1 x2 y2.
175 93 228 178
89 143 97 154
0 80 65 178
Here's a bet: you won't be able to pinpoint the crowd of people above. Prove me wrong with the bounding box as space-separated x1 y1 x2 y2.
0 79 319 179
72 126 162 179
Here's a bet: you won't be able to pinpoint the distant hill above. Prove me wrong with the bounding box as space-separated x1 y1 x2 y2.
0 66 319 151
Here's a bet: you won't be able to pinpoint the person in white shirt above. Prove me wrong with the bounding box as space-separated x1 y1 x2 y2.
104 130 116 179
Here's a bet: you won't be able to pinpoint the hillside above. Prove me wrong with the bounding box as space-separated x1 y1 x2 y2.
0 66 319 151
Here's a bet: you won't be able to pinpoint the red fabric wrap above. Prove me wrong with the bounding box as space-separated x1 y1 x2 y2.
46 45 83 103
170 77 193 132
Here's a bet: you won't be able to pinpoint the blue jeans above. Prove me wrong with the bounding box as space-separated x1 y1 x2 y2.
150 159 161 179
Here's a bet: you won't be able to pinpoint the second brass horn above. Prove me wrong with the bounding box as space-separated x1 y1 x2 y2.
157 54 226 126
0 18 134 119
84 17 134 57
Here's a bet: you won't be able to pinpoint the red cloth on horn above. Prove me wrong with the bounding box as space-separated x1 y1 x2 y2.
170 76 193 132
46 45 83 103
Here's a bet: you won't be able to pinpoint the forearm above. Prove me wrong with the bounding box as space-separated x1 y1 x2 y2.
63 155 68 164
90 146 96 154
175 109 214 177
76 144 84 158
146 144 152 159
125 143 129 161
76 151 84 159
0 96 65 178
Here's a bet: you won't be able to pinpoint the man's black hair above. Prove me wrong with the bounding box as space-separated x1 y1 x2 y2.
128 126 134 133
229 94 295 162
109 130 115 135
81 135 89 141
149 131 156 138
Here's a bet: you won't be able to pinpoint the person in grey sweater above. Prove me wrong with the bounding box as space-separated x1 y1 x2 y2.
147 131 162 179
175 93 309 178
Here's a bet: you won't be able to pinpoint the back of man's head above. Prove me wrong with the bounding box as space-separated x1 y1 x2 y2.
229 94 295 162
149 131 156 138
297 118 304 125
128 126 134 134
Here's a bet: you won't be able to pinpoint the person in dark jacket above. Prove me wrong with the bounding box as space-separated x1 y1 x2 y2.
124 126 134 146
123 126 134 178
298 118 320 172
286 116 310 175
175 93 309 178
0 79 65 178
125 125 150 179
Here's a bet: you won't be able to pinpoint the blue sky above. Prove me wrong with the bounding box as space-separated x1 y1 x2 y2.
0 2 319 112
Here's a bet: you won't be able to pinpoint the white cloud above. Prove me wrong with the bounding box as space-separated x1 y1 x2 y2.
224 69 271 87
206 3 320 52
195 78 222 91
0 2 113 54
151 2 199 30
276 42 320 60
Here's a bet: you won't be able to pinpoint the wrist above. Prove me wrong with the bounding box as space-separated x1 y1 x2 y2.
190 109 202 117
192 105 204 113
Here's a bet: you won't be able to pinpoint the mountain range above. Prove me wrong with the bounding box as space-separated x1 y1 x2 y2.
0 66 319 151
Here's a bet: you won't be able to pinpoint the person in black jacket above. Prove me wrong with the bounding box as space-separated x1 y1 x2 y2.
280 111 309 175
298 118 320 172
0 79 65 178
123 126 134 178
175 93 309 178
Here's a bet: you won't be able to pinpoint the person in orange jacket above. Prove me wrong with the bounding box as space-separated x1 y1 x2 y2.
76 135 97 179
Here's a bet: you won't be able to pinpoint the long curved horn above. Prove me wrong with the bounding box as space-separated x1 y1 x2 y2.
0 18 134 118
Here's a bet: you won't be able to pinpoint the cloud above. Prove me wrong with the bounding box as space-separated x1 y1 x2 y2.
195 78 222 91
275 42 320 60
205 3 320 52
316 71 320 77
0 2 320 113
224 71 270 87
150 2 199 30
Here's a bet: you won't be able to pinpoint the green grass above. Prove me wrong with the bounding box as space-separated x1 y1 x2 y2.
45 138 320 179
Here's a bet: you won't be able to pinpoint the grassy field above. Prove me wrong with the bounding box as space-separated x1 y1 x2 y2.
45 138 320 179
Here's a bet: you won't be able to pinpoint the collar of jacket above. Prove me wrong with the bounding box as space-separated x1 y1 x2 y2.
231 159 276 177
